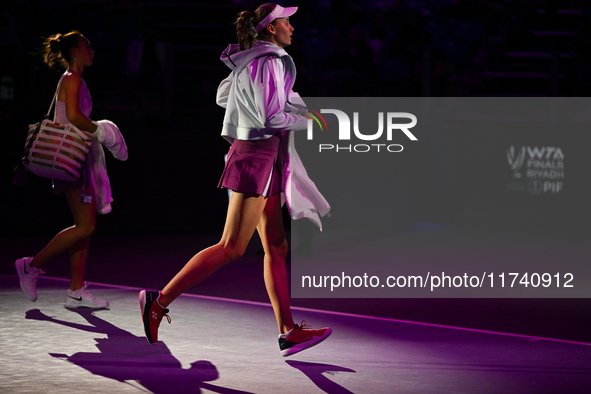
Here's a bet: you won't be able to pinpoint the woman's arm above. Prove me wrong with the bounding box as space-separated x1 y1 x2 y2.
256 57 308 132
62 73 98 133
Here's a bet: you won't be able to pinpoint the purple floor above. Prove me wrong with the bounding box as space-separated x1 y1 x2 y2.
2 233 591 392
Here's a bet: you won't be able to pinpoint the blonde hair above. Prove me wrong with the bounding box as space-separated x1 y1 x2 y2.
234 3 277 50
41 31 84 69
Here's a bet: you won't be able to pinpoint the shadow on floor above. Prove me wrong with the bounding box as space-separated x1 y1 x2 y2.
25 308 252 394
286 360 356 394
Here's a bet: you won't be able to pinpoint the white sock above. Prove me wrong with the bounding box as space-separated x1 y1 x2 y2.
69 287 84 296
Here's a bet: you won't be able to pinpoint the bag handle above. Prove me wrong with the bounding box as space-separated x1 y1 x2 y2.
47 73 67 122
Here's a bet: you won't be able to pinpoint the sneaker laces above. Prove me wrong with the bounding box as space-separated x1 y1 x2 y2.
80 282 92 298
77 282 101 302
24 261 45 278
157 300 172 324
79 287 96 302
295 320 311 330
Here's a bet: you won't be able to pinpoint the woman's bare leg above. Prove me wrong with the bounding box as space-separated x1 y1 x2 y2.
158 191 268 308
257 194 295 334
31 189 96 291
69 236 90 291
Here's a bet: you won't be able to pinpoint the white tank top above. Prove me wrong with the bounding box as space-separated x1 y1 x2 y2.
54 71 92 124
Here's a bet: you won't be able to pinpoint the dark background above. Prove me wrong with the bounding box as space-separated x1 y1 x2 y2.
2 0 590 237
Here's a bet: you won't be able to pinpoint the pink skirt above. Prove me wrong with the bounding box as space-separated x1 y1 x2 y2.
218 135 282 197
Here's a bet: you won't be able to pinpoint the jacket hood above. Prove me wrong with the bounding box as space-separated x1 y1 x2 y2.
220 41 289 73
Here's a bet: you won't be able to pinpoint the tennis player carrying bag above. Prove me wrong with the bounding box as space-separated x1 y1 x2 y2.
13 76 92 184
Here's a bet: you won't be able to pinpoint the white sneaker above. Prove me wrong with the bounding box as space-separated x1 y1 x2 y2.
15 257 46 302
64 284 109 309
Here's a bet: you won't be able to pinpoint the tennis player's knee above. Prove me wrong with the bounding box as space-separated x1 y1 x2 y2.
220 243 246 262
76 221 96 239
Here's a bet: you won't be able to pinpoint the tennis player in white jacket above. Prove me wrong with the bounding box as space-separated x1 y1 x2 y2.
140 3 332 357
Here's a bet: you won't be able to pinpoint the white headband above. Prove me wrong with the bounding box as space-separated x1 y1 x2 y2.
255 5 297 32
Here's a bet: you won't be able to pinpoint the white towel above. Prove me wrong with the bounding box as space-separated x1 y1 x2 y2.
94 119 128 161
89 120 128 214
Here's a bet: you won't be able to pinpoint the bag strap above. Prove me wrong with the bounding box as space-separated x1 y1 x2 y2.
47 74 67 122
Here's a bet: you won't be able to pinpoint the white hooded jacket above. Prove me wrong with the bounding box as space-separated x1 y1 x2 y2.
217 40 308 140
216 40 330 230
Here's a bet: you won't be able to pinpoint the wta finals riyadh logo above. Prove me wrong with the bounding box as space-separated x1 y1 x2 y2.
506 145 565 195
305 109 418 153
507 146 526 178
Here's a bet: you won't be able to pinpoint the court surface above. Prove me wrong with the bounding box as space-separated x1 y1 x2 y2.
2 274 590 393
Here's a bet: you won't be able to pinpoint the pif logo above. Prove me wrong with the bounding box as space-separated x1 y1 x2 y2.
306 109 418 153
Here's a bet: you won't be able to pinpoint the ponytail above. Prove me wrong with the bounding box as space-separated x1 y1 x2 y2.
41 31 83 69
234 3 276 51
